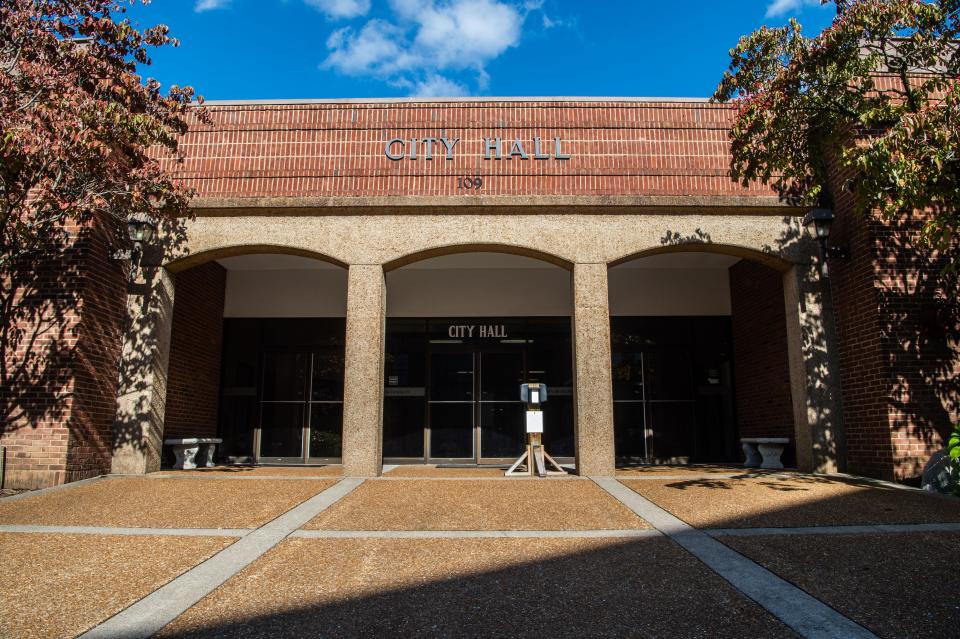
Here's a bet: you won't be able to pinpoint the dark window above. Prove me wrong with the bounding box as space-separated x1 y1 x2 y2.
611 317 737 463
219 319 346 463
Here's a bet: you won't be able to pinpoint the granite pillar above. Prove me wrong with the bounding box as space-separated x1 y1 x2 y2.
341 264 386 477
571 263 616 476
782 260 846 473
111 267 175 475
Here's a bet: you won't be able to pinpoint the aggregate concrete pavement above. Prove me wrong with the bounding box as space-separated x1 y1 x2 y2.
0 533 234 639
0 477 337 529
1 466 958 639
304 478 651 530
621 474 960 529
722 531 960 639
156 536 800 639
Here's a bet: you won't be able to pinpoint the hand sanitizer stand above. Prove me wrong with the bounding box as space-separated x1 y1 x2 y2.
506 383 567 477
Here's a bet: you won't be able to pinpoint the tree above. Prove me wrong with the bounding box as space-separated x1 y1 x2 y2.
713 0 960 250
0 0 202 265
0 1 202 431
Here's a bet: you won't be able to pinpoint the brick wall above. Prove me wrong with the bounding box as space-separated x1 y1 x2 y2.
0 216 127 489
168 100 778 200
66 216 128 482
163 262 227 442
729 260 795 464
827 156 898 480
826 152 960 481
873 216 959 481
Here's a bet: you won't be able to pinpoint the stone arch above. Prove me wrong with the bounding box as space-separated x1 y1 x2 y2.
608 242 795 272
163 243 347 274
383 243 574 272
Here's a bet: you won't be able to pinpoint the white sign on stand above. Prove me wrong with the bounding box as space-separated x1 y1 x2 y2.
526 411 544 434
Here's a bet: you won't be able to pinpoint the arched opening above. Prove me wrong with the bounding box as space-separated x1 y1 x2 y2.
163 250 348 467
608 247 796 467
382 249 574 466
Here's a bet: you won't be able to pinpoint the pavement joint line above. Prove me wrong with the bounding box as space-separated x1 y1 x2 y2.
706 522 960 537
290 529 663 539
78 477 364 639
591 476 879 639
0 524 252 537
0 474 108 503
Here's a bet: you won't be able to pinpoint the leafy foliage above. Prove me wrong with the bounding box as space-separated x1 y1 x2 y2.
1 1 201 434
948 423 960 495
713 0 960 249
0 0 203 265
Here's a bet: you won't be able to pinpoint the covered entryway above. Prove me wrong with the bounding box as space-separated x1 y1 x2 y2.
383 252 573 465
164 252 348 466
608 249 798 466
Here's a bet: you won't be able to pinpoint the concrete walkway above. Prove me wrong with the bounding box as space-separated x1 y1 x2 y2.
0 467 957 638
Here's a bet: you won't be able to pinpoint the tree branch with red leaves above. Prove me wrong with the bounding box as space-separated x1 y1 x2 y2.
0 0 205 267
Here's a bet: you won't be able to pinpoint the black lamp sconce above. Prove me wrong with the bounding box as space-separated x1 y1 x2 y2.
802 208 849 277
110 214 158 282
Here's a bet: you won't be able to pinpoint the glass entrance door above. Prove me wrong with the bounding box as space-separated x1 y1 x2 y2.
258 348 343 463
427 349 525 463
478 351 525 461
428 351 475 460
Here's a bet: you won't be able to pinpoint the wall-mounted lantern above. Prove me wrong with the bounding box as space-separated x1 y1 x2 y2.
802 208 848 277
111 213 158 282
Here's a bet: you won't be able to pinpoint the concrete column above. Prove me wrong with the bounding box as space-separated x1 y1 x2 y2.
341 264 386 477
571 263 616 476
111 267 175 475
783 260 846 473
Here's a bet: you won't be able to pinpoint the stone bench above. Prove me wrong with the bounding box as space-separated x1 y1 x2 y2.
164 438 223 470
741 437 790 470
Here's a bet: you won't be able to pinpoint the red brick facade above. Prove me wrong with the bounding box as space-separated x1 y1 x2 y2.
164 263 227 442
169 100 775 200
3 98 957 486
827 154 960 481
729 261 795 464
1 216 126 489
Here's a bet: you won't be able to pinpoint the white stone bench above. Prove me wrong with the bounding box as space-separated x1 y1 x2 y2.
164 438 222 470
741 437 790 470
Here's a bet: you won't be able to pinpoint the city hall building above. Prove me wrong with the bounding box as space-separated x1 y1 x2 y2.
2 97 957 489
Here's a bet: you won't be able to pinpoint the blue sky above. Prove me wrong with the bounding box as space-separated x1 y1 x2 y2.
127 0 836 101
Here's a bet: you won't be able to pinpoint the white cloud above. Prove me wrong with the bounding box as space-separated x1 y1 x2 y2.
410 74 470 97
765 0 822 18
325 21 416 76
304 0 371 19
323 0 533 95
195 0 230 11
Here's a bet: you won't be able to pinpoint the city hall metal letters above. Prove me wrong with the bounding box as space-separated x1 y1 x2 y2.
384 136 572 161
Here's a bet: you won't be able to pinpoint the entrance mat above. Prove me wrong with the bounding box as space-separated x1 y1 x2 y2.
0 532 233 639
304 479 651 530
158 537 797 639
0 477 336 529
722 531 960 638
622 475 960 529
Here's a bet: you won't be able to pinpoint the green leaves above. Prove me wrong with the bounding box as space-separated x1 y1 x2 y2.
714 0 960 250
